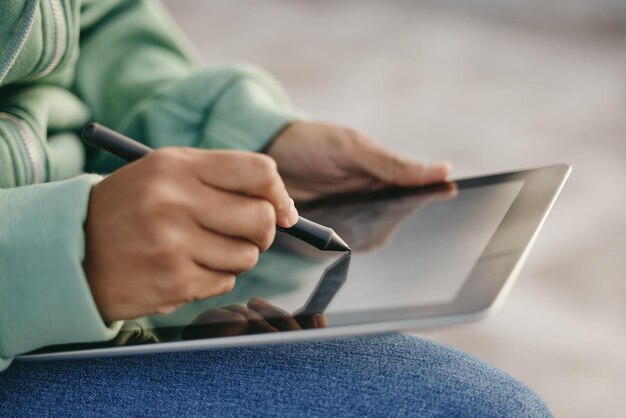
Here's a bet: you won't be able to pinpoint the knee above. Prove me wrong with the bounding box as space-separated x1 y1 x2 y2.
491 381 552 418
456 364 552 418
408 334 552 417
332 334 553 417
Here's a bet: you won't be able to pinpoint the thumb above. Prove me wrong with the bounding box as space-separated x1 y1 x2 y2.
355 141 452 186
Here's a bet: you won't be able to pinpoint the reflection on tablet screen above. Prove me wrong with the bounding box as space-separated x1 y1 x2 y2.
321 180 524 312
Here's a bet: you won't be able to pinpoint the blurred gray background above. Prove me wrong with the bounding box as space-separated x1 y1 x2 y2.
165 1 626 416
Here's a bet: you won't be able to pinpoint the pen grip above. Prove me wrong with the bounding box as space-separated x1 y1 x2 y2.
82 122 345 252
277 217 332 250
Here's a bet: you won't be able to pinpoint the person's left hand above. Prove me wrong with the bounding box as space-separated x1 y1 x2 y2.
265 121 452 201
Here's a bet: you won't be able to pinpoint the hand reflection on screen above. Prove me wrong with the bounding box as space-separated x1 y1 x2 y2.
181 297 327 340
181 252 350 340
300 183 458 252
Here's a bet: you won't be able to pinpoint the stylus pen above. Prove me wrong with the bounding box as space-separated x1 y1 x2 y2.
82 123 351 252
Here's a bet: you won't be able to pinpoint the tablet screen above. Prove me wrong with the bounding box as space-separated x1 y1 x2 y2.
28 165 569 355
276 180 524 314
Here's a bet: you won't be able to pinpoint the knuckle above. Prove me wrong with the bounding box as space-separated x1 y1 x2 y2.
199 273 236 299
250 154 278 185
191 271 237 301
138 182 165 212
145 148 182 172
216 274 237 296
149 230 186 270
257 228 276 251
140 182 190 218
256 200 276 228
237 244 260 272
255 201 276 249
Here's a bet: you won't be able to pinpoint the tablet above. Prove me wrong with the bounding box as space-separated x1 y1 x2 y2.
20 164 571 361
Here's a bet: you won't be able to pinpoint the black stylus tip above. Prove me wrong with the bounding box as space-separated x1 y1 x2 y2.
325 231 352 252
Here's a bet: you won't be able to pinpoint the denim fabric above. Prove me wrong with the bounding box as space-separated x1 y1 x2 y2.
0 334 551 417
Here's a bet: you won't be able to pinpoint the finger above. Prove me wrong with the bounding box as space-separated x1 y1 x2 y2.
417 182 459 202
188 184 277 250
294 314 314 329
190 229 260 275
181 308 248 340
247 297 302 331
190 266 237 301
392 182 459 209
353 140 452 186
313 314 328 328
295 312 329 329
186 150 298 227
223 305 278 334
298 313 328 329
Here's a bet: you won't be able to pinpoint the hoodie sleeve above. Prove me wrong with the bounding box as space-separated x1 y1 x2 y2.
0 174 122 372
75 0 305 174
0 85 122 372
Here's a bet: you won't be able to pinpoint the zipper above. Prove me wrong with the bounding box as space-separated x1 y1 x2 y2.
0 0 38 86
27 0 67 81
0 112 45 184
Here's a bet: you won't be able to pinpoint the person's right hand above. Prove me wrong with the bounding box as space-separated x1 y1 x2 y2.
83 148 299 323
181 297 328 340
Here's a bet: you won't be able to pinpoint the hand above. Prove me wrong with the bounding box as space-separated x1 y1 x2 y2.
181 297 327 340
266 121 452 201
83 148 299 322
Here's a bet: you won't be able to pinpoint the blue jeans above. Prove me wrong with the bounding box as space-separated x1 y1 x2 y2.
0 334 550 417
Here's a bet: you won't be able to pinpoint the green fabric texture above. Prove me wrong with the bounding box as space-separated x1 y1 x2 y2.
0 0 302 371
0 0 39 85
0 174 123 370
0 84 92 186
74 0 303 172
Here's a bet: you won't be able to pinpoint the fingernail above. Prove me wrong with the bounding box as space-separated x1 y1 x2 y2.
314 314 327 328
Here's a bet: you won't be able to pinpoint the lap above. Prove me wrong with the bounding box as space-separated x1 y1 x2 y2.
0 334 551 417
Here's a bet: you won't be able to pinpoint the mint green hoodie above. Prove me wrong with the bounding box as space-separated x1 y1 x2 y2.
0 0 301 371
